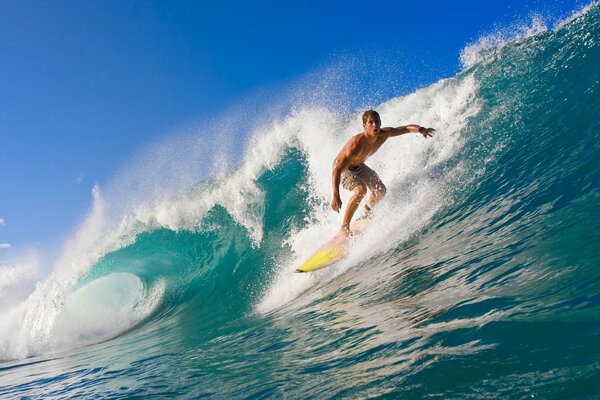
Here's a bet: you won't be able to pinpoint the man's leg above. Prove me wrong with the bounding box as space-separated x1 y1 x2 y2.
341 183 366 235
367 182 386 209
362 167 386 216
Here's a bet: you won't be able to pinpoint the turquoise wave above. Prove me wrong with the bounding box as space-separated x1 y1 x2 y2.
1 4 599 399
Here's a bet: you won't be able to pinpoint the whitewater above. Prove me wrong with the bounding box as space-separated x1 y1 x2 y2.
1 3 599 399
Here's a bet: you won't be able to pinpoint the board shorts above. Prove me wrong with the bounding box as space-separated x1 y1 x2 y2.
341 163 384 192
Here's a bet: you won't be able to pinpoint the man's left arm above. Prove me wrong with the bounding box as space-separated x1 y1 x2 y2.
384 125 436 138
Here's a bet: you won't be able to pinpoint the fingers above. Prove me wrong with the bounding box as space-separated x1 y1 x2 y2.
422 127 436 138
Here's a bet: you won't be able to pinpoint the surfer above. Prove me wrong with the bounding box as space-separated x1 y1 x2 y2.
331 110 435 236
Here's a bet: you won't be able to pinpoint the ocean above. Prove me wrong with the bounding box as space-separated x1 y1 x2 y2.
1 3 599 399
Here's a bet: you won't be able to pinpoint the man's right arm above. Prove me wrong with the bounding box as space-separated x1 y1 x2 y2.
331 152 350 212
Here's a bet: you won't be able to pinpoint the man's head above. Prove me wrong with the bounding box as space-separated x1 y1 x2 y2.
362 110 381 135
362 110 381 125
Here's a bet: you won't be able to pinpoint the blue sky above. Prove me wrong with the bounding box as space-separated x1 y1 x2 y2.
0 0 585 258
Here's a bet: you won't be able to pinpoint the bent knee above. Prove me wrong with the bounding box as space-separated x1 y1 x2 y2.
375 184 386 197
353 184 367 198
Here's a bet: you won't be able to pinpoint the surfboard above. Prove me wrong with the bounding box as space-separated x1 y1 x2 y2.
294 218 370 273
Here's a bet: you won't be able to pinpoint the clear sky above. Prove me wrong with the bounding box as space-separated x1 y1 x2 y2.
0 0 586 260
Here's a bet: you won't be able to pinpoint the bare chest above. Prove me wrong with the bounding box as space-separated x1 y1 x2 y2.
349 137 386 164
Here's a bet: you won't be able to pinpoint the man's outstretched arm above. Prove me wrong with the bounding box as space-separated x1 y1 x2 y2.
384 124 436 138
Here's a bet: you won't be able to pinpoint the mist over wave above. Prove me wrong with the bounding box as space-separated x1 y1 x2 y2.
1 3 599 399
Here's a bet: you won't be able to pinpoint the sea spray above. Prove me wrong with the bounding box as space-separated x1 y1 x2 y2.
1 4 599 399
257 75 481 313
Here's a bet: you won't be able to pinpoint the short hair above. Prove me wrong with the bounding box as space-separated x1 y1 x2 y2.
362 110 381 124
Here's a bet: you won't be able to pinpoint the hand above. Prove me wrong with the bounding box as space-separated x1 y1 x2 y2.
331 194 342 213
418 126 436 138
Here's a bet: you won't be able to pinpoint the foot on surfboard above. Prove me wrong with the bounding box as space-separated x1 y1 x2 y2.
294 218 372 273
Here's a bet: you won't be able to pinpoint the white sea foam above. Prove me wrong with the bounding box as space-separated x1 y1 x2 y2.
256 75 481 314
0 256 40 311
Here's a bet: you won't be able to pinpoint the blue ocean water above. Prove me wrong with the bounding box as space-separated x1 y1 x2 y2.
1 4 599 399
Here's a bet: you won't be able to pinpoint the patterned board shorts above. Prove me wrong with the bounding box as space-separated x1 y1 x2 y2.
341 164 384 192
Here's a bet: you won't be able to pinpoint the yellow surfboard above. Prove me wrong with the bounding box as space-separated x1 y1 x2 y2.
294 219 370 273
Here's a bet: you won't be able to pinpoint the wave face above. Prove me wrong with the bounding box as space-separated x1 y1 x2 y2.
1 4 599 399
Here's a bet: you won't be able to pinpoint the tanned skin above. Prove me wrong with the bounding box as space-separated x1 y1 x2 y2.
331 112 435 235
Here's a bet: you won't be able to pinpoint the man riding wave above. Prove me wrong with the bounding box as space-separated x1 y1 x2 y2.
331 110 435 236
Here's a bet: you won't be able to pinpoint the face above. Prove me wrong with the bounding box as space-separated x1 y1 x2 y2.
363 116 381 135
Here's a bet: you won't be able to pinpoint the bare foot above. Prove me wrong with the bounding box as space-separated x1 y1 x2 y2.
342 225 363 238
341 225 351 237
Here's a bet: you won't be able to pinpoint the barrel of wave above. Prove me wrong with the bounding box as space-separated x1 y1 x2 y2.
50 272 165 349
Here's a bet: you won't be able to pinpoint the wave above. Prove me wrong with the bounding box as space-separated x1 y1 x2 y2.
1 3 598 375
